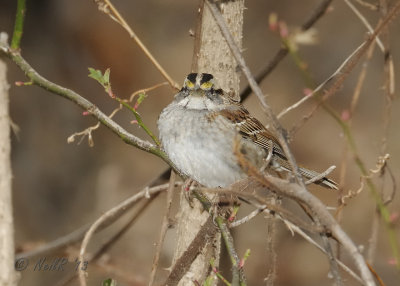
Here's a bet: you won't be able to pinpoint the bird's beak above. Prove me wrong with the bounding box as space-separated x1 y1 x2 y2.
191 88 205 97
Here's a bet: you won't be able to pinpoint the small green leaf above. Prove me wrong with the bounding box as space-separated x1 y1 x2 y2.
243 249 251 261
210 257 216 267
88 67 113 97
88 68 104 84
134 93 148 110
88 67 111 87
102 278 117 286
103 68 110 84
137 93 147 105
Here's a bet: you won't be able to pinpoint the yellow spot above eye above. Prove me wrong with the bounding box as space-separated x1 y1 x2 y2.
186 81 195 88
201 81 213 89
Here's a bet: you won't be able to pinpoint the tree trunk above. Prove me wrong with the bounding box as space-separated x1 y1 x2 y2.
171 1 244 285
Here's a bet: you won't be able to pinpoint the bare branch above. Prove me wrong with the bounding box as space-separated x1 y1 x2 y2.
233 144 375 285
206 0 306 189
230 206 266 228
240 0 333 101
283 219 363 284
305 165 336 185
54 196 156 286
0 42 175 168
78 183 174 285
148 171 176 286
277 39 369 119
215 216 245 286
262 175 375 285
68 82 168 147
93 0 179 90
344 0 384 51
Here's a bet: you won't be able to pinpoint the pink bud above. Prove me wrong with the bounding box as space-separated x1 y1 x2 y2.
130 120 138 124
15 81 24 86
106 87 115 98
390 212 399 223
341 109 351 121
303 88 313 96
82 111 90 116
279 21 289 38
269 13 278 32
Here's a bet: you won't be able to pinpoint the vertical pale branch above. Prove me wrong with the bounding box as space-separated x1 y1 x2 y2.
264 197 278 286
0 49 17 285
368 0 396 266
171 1 244 285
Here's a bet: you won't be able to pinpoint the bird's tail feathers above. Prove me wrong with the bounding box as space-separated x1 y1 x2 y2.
273 158 338 190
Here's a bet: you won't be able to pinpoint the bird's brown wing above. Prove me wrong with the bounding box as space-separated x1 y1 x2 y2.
218 106 287 160
218 105 338 190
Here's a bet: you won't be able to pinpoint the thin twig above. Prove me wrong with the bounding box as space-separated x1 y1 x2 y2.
234 145 375 285
215 216 245 286
240 0 333 101
203 187 324 234
264 196 278 286
77 184 173 285
11 0 26 50
230 207 266 228
148 171 176 286
0 42 175 167
305 165 336 185
55 196 156 286
290 1 400 127
368 0 397 267
262 175 375 285
206 15 346 285
68 82 168 147
319 224 343 286
277 39 369 119
277 6 400 267
344 0 384 51
206 0 306 190
282 218 364 284
94 0 179 90
224 188 362 284
354 0 380 10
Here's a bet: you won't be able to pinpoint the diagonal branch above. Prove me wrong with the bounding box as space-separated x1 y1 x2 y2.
240 0 333 101
77 183 174 286
206 0 306 188
93 0 179 90
15 183 176 261
0 40 174 168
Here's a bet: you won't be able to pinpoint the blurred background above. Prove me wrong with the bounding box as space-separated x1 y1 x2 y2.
1 0 399 285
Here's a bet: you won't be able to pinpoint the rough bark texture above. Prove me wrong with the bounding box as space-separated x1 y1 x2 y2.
0 57 17 285
172 1 244 285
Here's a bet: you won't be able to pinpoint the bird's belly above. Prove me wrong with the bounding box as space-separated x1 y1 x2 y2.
158 107 245 187
166 137 245 188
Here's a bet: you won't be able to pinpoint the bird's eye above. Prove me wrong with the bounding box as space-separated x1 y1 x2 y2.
200 81 213 90
185 80 195 89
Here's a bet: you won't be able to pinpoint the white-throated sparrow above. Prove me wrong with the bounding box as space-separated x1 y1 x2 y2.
158 73 337 189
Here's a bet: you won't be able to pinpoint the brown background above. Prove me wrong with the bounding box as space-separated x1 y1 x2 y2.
1 0 399 285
